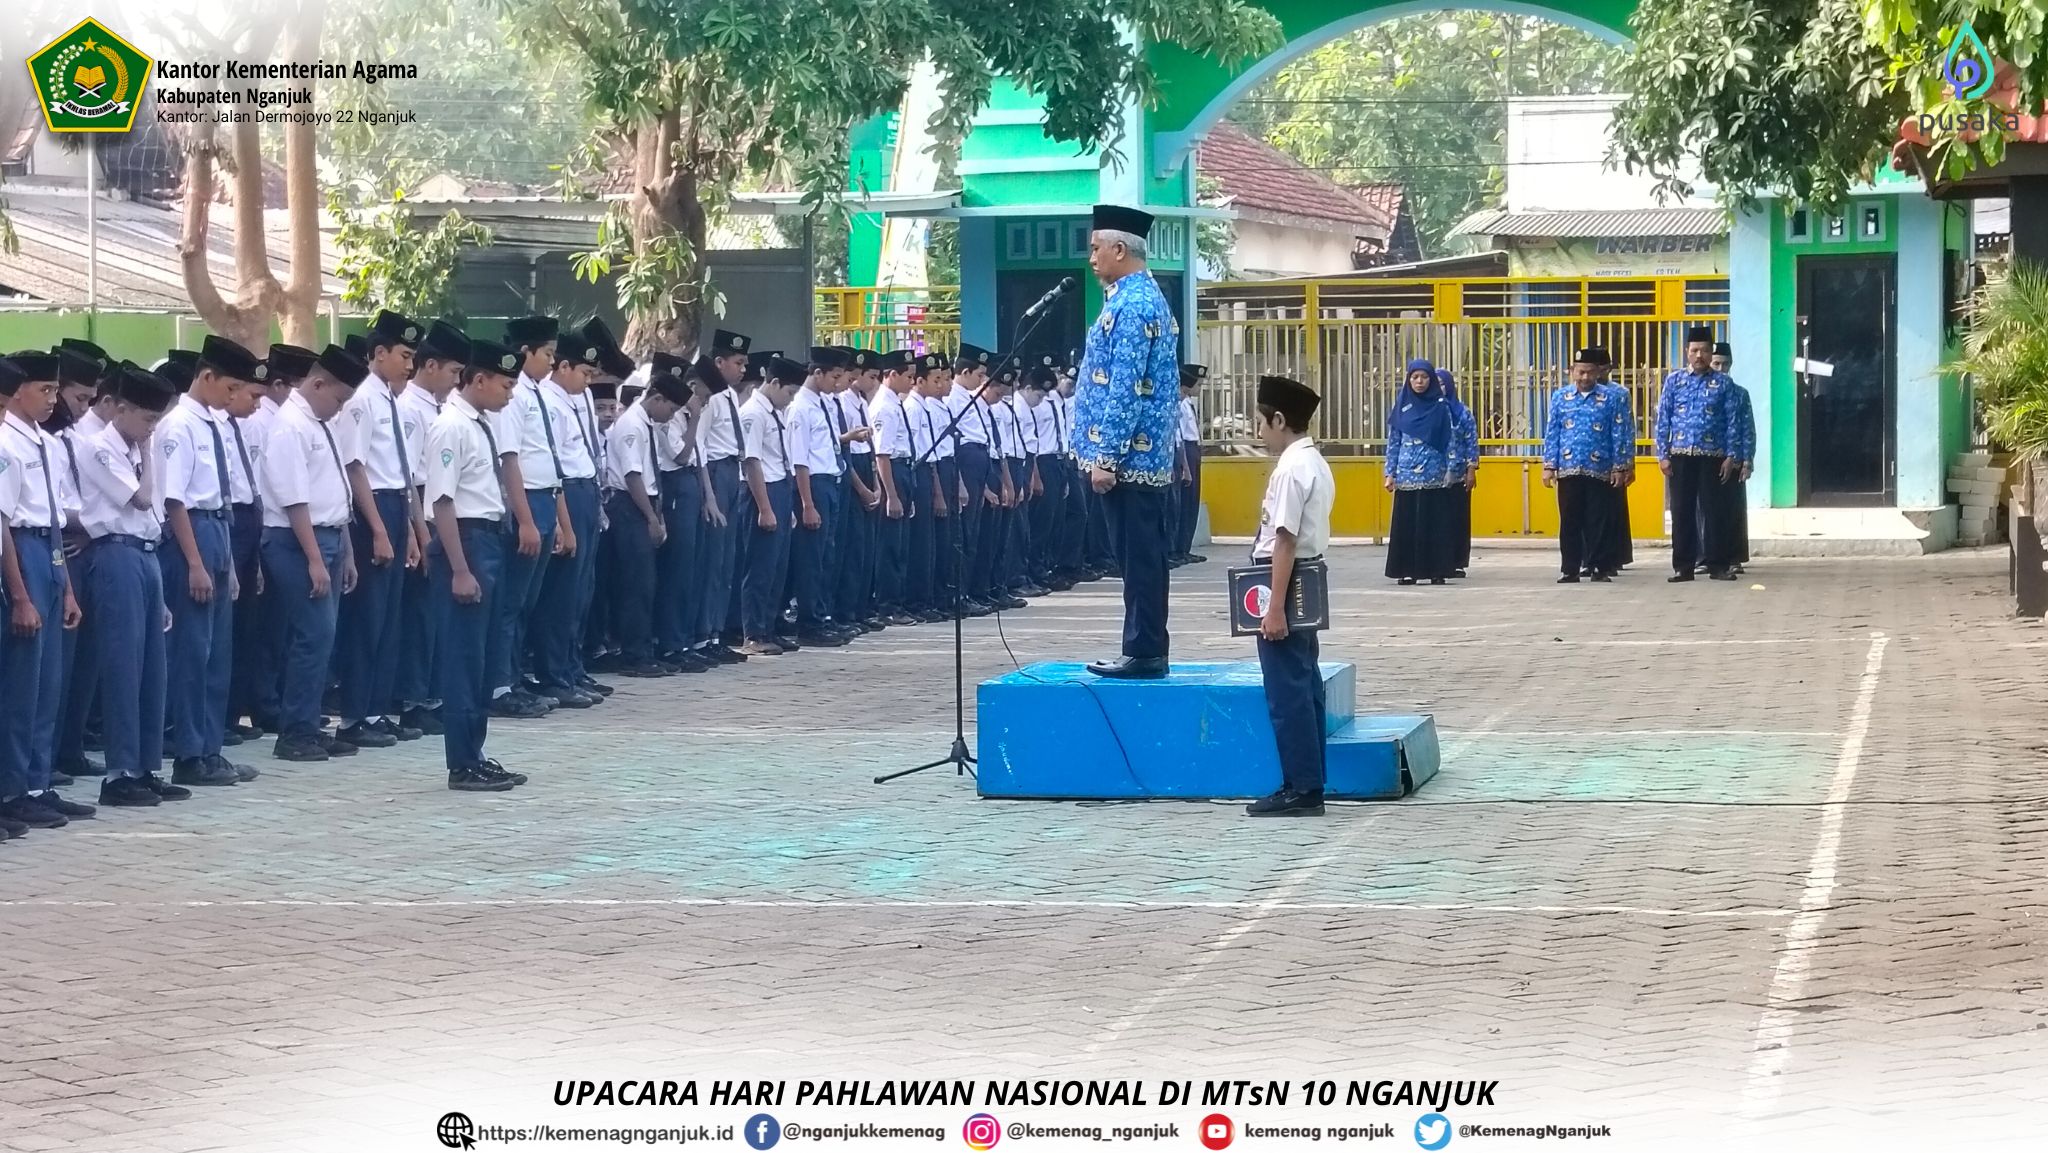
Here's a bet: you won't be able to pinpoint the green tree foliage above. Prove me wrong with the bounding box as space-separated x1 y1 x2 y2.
1231 12 1624 252
329 185 493 316
497 0 1281 354
1612 0 2048 213
1867 0 2048 181
1953 259 2048 458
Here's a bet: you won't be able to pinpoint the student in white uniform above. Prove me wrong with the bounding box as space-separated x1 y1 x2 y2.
601 353 686 678
0 353 89 834
423 339 528 792
788 348 849 646
831 348 883 633
78 365 179 808
1173 363 1208 566
490 315 568 719
390 324 467 736
1021 361 1066 592
259 345 363 764
528 323 608 707
910 353 958 618
1244 374 1334 819
868 350 916 625
734 357 802 655
692 338 754 665
52 343 116 786
159 335 263 788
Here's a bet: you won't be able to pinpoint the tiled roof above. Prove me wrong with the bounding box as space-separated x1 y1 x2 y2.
1447 207 1727 239
1349 182 1405 221
1199 122 1391 236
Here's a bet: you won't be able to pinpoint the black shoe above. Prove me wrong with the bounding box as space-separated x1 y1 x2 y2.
672 651 713 673
1668 573 1695 583
1397 578 1416 586
707 645 748 665
319 734 360 758
773 634 802 652
1166 556 1187 570
57 756 106 777
228 722 263 741
140 774 191 801
576 674 616 696
1694 562 1711 574
98 776 161 807
798 631 850 649
0 795 68 828
1590 573 1614 583
509 688 556 711
37 791 96 820
373 717 423 742
449 763 516 792
1047 577 1076 592
49 770 74 788
208 754 259 782
1450 568 1467 579
1246 789 1325 817
1429 578 1446 585
1086 655 1170 680
917 608 949 624
401 706 445 736
170 757 238 787
1187 553 1208 564
1017 584 1050 598
273 735 330 762
1076 568 1104 583
481 758 528 786
961 599 995 618
222 731 244 748
617 660 669 678
883 612 919 627
0 815 25 838
336 722 397 749
250 714 282 736
1709 568 1738 581
1557 574 1580 584
541 684 599 708
490 693 553 717
586 651 625 674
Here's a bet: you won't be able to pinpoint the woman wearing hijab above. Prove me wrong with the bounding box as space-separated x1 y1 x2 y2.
1383 359 1464 585
1437 368 1479 577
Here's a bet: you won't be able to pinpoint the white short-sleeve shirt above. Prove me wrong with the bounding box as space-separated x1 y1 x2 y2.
260 390 353 529
788 387 841 477
540 380 598 481
397 387 444 486
78 421 161 539
156 394 231 512
1179 396 1200 442
603 401 660 496
341 373 417 491
834 390 875 457
0 412 62 530
1251 437 1334 561
739 391 792 483
508 375 564 490
423 392 507 520
872 388 912 459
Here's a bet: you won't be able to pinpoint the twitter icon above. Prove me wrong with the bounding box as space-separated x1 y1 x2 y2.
1414 1113 1452 1150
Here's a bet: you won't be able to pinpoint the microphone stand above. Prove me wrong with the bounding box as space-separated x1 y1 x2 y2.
874 298 1068 785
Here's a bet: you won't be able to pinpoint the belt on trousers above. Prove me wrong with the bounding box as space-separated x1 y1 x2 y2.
563 476 598 488
100 533 159 552
12 525 53 539
456 516 504 531
371 487 407 497
190 507 230 520
526 484 562 496
312 523 347 534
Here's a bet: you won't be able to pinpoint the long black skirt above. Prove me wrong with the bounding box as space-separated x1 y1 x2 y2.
1610 482 1634 568
1450 483 1473 570
1387 486 1460 581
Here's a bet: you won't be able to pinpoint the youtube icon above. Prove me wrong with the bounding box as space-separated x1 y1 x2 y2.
1200 1114 1234 1151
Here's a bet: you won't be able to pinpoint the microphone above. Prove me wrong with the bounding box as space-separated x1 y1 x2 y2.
1023 277 1077 320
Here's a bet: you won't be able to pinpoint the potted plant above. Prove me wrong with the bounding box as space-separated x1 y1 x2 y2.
1951 260 2048 612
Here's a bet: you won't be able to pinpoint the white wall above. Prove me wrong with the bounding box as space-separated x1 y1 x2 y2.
1228 219 1358 279
1505 96 1715 213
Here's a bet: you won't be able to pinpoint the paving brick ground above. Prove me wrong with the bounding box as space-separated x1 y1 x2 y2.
4 546 2046 1151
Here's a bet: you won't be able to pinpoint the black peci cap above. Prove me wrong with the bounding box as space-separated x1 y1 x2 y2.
368 309 423 350
1091 203 1155 239
880 350 915 372
416 321 472 366
316 344 370 387
1179 363 1208 387
56 347 102 388
156 349 201 392
955 343 994 369
807 346 850 369
648 352 691 404
1572 347 1604 365
504 315 559 349
587 379 619 402
267 343 319 382
1257 374 1320 428
59 338 110 371
709 329 752 356
1712 341 1733 358
8 351 58 382
115 363 177 413
200 335 263 382
0 357 24 397
767 357 808 387
467 338 520 380
917 352 948 375
1685 326 1715 345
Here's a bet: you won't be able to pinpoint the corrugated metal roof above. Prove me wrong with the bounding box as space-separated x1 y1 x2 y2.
1448 207 1727 239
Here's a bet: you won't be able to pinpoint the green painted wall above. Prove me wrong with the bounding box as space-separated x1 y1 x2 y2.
1939 203 1972 474
846 113 896 286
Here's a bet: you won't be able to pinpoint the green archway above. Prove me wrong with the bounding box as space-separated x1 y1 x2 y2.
1146 0 1636 176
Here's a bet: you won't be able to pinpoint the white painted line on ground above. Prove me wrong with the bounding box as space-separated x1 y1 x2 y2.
1449 729 1840 739
1741 630 1888 1113
0 896 1795 917
1081 697 1529 1056
857 638 1860 656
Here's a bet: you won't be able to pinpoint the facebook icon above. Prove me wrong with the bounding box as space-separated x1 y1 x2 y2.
744 1114 782 1150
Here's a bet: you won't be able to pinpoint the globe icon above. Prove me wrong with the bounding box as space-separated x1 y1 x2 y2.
437 1112 475 1149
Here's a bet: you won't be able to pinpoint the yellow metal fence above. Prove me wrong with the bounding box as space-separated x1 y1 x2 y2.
814 286 961 354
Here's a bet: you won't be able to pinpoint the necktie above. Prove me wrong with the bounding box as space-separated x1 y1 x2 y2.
824 396 849 469
529 383 563 482
318 420 352 517
205 418 232 511
61 437 81 492
1053 398 1066 454
229 417 256 506
770 407 789 474
384 392 412 490
985 402 1001 455
724 393 743 460
476 416 510 512
578 393 600 468
32 434 58 530
923 407 938 455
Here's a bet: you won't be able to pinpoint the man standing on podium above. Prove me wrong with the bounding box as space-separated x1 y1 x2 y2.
1076 203 1185 680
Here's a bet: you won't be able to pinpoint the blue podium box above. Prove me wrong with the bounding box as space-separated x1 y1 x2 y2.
977 660 1433 800
1325 715 1440 800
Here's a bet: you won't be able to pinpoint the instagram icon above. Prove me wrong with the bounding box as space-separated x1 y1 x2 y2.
962 1113 1001 1150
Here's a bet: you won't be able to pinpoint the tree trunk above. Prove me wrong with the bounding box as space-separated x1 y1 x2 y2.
619 112 707 359
279 0 327 347
177 117 272 352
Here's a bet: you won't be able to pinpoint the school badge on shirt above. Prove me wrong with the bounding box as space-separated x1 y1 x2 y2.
440 448 454 466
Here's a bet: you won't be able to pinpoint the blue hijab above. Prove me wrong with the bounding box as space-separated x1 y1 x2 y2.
1392 358 1454 453
1436 368 1470 422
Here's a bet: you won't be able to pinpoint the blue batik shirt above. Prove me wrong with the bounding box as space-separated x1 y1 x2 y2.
1653 368 1737 460
1724 380 1757 467
1384 417 1467 490
1598 380 1638 463
1073 270 1183 487
1447 404 1479 480
1542 383 1631 478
